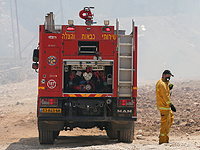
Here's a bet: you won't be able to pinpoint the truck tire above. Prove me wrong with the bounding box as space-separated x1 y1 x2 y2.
118 130 133 143
106 130 118 140
39 130 54 144
53 131 60 139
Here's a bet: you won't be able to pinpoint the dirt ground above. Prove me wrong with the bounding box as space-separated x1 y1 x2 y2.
0 79 200 150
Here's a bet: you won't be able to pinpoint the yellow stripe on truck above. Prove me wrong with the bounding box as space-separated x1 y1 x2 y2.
38 86 45 90
133 87 137 90
69 94 76 97
94 94 103 97
80 94 90 97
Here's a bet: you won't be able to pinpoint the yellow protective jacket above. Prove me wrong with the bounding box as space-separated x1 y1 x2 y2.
156 78 172 110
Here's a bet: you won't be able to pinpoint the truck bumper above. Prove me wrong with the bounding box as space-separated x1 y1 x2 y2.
38 116 137 122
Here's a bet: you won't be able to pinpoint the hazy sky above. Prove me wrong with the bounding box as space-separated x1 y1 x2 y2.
1 0 200 81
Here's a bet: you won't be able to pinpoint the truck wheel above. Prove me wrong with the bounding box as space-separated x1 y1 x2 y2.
118 130 133 143
106 130 118 140
39 130 54 144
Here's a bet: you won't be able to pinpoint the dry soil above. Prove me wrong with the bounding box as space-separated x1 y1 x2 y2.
0 79 200 150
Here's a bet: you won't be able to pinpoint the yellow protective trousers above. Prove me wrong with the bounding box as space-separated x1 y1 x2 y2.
159 110 174 144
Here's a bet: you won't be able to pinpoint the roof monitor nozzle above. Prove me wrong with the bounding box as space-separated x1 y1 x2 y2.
79 7 96 25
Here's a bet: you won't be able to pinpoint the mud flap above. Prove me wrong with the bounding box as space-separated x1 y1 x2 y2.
38 120 64 130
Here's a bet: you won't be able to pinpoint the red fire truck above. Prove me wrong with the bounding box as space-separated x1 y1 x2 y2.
32 7 137 144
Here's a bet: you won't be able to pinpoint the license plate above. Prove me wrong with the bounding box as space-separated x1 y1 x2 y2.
41 108 61 113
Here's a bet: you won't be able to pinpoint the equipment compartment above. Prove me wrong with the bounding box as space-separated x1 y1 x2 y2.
63 60 113 93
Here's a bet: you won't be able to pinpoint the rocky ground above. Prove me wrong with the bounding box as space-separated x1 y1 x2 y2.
137 79 200 136
0 78 200 149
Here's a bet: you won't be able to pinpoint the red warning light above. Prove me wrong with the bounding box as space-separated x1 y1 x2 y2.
106 28 111 32
102 27 111 32
121 100 126 106
118 99 135 106
66 27 75 32
40 98 58 106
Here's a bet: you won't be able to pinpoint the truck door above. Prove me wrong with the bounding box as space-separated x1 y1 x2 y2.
42 47 61 92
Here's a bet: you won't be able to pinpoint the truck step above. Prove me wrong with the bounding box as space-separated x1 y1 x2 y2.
119 68 132 71
119 43 132 46
118 35 133 37
118 93 132 97
119 56 132 58
119 81 132 84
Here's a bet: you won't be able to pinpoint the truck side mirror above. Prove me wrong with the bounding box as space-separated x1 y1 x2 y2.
33 49 39 62
32 62 39 69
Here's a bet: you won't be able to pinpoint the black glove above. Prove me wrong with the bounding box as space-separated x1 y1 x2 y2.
171 104 176 112
169 83 173 90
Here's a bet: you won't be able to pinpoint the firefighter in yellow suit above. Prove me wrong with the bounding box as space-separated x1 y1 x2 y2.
156 70 176 144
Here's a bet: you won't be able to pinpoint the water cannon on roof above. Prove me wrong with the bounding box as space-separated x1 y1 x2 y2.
79 7 96 25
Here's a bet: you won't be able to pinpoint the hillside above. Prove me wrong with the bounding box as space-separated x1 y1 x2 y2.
1 0 200 79
135 14 200 79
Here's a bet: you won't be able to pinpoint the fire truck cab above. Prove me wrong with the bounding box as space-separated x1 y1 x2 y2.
32 7 137 144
